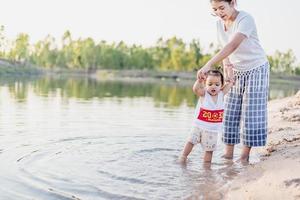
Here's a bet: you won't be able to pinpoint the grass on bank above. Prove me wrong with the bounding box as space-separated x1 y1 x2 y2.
0 64 300 85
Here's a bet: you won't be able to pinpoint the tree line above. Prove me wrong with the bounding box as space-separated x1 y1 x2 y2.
1 26 299 75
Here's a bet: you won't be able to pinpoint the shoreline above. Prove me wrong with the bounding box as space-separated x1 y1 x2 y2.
1 61 300 83
225 91 300 199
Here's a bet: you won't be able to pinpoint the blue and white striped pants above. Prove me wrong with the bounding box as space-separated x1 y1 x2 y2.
222 62 270 147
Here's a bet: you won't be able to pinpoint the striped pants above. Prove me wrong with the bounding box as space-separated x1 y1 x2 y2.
222 62 270 147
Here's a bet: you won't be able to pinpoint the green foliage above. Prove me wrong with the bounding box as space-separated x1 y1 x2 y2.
0 28 298 74
30 35 57 68
295 65 300 75
268 49 298 74
8 33 30 62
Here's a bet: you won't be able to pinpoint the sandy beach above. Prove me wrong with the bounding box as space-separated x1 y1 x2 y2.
226 91 300 200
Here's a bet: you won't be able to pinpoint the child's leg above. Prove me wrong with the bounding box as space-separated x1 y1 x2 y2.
201 130 218 163
203 151 213 163
179 126 200 162
179 142 194 162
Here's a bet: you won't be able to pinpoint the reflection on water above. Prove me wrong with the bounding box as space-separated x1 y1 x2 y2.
1 77 196 107
1 76 299 105
269 79 300 99
0 76 299 199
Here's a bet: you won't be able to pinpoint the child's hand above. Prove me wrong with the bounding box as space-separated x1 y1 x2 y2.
224 63 233 70
197 70 205 81
197 75 206 82
225 77 235 85
197 64 210 80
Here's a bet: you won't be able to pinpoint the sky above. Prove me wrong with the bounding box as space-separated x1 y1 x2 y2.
1 0 300 60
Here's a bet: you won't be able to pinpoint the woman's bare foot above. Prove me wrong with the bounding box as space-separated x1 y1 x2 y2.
221 154 233 160
236 156 249 166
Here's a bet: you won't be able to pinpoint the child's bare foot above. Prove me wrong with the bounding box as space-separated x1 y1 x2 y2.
203 162 212 170
178 155 187 163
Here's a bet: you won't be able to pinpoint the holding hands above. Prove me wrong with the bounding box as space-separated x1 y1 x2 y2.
224 63 235 84
196 64 211 81
197 62 235 85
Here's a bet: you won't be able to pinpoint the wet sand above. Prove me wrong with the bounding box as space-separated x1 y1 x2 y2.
226 91 300 199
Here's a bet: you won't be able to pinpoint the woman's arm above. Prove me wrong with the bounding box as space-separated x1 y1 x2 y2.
197 32 246 79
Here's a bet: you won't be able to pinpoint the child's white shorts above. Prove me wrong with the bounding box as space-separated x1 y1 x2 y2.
188 126 219 151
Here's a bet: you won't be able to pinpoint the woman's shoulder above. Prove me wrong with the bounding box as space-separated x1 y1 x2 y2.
237 10 254 22
216 19 222 27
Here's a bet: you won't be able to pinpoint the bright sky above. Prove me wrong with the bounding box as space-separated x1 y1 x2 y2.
1 0 300 60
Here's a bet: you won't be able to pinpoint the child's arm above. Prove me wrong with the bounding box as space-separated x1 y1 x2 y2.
222 79 234 95
222 65 234 95
222 58 233 80
192 78 206 97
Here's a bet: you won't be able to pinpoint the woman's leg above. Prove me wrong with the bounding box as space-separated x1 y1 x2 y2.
242 63 269 155
223 72 243 157
241 145 251 161
223 144 234 159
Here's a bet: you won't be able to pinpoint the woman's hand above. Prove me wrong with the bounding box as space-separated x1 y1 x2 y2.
197 64 211 80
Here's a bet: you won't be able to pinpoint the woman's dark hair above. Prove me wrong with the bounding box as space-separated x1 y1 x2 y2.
210 0 236 4
206 69 224 85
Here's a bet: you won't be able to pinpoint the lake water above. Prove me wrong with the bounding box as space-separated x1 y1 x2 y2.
0 76 299 200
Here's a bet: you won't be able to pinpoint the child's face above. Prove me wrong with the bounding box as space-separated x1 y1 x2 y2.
211 0 235 21
205 75 222 96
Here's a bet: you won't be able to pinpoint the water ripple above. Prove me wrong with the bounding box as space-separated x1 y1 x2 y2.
97 170 167 186
135 148 176 154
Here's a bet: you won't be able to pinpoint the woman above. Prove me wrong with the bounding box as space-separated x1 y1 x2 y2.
198 0 269 162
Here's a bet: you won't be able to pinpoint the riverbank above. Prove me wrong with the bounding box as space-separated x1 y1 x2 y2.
94 69 300 82
226 91 300 200
1 60 300 83
0 58 299 81
0 61 42 76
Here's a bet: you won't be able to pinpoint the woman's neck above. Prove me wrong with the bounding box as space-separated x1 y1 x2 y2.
224 9 239 31
227 9 239 22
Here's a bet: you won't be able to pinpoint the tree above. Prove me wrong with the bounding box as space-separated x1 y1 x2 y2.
30 35 57 68
0 25 6 57
268 49 297 74
9 33 30 62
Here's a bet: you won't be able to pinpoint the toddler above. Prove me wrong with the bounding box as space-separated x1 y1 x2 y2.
179 69 233 163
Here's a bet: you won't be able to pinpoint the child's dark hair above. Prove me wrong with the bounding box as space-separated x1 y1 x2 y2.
206 69 224 85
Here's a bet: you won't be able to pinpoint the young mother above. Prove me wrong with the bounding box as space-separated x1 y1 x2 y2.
198 0 269 161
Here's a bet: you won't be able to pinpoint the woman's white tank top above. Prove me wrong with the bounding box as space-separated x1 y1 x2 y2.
194 91 224 132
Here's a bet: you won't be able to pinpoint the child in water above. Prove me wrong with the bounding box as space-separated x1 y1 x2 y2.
179 69 234 163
